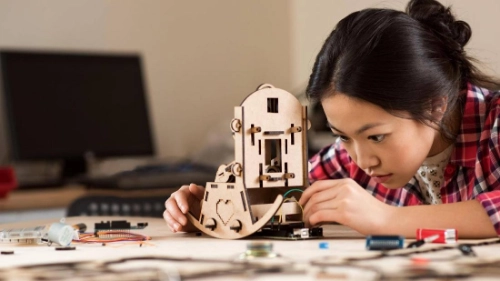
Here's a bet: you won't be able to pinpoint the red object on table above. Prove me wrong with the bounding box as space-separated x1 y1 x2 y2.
416 228 457 244
0 166 17 198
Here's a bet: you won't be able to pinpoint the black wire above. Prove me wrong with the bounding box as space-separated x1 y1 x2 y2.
5 239 500 280
309 238 500 280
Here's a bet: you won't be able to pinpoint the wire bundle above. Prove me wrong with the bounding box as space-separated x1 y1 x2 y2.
73 231 151 244
274 188 305 224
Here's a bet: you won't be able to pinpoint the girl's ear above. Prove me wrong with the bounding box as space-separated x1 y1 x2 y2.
431 97 448 122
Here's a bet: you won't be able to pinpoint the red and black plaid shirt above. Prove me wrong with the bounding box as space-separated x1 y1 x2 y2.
309 83 500 235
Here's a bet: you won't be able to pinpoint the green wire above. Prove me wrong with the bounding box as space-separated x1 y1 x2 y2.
270 188 304 223
282 188 304 198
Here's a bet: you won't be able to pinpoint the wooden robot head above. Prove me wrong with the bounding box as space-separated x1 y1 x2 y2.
231 83 309 189
187 84 310 239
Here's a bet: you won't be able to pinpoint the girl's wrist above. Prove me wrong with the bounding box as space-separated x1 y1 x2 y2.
378 204 399 234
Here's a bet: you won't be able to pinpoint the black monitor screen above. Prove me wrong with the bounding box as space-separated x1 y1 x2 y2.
1 50 154 160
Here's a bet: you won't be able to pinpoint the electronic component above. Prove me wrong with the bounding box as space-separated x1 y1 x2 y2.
94 220 148 234
55 246 76 251
0 221 74 246
366 235 405 250
70 220 151 244
72 223 87 233
416 228 457 244
252 222 323 240
319 242 329 249
458 244 476 256
239 242 279 259
75 231 150 244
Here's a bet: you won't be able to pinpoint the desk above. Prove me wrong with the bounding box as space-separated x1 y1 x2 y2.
0 186 174 224
0 217 499 280
0 185 176 211
0 186 87 211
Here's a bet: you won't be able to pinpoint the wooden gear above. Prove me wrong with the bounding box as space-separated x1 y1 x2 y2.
187 84 310 239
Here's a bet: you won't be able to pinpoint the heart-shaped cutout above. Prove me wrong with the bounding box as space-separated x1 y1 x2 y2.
216 199 234 226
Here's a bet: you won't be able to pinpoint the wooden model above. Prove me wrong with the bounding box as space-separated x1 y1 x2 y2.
187 84 309 239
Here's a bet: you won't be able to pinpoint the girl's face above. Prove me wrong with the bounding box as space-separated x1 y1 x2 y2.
321 93 445 189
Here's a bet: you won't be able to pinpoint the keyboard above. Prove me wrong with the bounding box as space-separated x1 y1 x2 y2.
80 162 216 190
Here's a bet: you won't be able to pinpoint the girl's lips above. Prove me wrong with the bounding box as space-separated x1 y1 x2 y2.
371 174 393 184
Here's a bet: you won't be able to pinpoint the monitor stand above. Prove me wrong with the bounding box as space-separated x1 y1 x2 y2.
61 157 87 180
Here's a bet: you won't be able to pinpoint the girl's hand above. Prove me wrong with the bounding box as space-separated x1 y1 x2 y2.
164 183 205 233
298 178 392 235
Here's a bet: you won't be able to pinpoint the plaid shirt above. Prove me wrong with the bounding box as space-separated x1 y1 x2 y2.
309 83 500 236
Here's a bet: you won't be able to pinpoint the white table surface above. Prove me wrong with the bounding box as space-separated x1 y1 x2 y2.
0 216 498 280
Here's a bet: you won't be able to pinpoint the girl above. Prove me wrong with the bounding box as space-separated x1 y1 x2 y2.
164 0 500 238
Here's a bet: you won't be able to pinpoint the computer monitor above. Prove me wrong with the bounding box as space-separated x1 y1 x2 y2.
0 50 154 180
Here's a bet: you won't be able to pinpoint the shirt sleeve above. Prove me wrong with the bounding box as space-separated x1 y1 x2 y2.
308 140 351 184
476 191 500 235
476 94 500 236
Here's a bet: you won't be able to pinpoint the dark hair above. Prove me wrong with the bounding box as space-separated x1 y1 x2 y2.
306 0 500 140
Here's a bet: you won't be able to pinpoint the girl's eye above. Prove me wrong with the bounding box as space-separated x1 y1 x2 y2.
369 135 385 143
332 134 350 142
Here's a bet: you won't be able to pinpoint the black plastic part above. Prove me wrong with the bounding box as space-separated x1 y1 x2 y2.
56 247 76 251
253 222 323 239
94 220 148 233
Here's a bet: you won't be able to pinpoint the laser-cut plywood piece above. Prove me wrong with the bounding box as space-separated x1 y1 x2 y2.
187 84 309 239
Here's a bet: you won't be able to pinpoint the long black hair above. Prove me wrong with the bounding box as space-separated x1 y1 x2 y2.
306 0 500 140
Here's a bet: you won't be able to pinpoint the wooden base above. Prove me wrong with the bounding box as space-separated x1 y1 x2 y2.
187 194 283 239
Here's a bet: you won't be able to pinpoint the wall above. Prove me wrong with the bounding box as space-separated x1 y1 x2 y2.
0 0 499 163
289 0 500 93
0 0 291 161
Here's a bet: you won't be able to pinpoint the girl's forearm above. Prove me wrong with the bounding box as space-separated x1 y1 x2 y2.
383 200 497 238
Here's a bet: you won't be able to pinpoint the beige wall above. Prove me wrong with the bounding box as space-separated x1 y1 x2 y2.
289 0 500 93
0 0 291 160
0 0 498 162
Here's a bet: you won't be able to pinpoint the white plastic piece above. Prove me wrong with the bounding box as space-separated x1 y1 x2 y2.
47 222 74 247
0 221 74 246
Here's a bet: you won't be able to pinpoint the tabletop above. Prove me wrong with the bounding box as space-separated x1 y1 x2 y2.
0 216 498 281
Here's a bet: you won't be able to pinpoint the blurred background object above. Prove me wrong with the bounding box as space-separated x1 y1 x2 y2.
0 166 17 198
0 51 156 187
